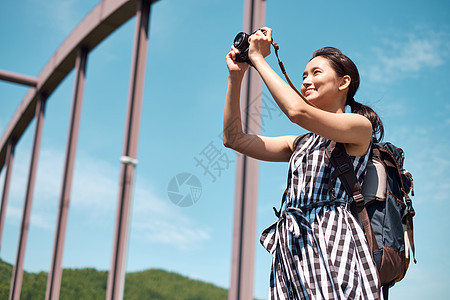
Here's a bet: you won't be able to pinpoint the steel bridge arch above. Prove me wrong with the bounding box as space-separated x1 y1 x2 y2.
0 0 266 299
0 0 157 299
0 0 151 168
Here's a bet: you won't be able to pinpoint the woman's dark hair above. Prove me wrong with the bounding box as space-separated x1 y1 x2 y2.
311 47 384 142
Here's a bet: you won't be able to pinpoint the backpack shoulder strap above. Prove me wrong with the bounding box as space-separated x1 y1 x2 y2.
326 142 379 253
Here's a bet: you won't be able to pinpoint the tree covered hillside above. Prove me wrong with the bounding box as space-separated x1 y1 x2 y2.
0 259 228 299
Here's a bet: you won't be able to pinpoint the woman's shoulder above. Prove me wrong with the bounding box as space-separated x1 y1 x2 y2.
292 132 314 150
291 132 331 155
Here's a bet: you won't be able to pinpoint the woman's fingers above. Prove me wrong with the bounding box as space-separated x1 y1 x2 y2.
260 26 272 40
229 45 240 58
226 47 249 73
247 27 272 60
228 49 235 60
251 27 272 42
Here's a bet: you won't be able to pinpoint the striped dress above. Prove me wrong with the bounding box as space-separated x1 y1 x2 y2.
260 133 380 299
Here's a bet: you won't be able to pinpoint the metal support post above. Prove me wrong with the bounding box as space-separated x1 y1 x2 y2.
45 47 88 300
0 139 16 252
9 94 47 300
106 0 151 299
229 1 266 300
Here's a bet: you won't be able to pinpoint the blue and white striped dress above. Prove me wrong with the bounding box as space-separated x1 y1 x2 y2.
260 133 380 299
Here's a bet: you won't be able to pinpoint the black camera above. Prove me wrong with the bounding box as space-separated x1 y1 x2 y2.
233 29 266 64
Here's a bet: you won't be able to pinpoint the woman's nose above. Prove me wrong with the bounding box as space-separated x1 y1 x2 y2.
302 76 312 86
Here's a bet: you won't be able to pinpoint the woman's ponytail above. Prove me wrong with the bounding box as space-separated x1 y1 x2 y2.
348 97 384 142
312 47 384 143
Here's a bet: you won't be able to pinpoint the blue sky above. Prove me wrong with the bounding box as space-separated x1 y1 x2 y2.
0 0 449 299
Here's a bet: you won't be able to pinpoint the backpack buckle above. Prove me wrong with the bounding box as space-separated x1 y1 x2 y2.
335 162 350 176
353 193 365 207
405 197 415 217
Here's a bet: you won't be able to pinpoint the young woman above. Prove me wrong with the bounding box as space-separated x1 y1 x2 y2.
223 27 382 299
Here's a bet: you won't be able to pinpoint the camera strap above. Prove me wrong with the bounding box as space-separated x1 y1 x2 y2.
270 41 318 109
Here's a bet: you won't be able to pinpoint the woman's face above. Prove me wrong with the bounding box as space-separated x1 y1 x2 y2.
301 56 345 110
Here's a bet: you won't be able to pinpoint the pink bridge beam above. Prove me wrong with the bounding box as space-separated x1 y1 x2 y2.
45 47 88 300
106 0 151 298
229 1 266 300
0 0 159 173
0 139 16 251
0 70 37 87
0 1 158 299
9 95 47 300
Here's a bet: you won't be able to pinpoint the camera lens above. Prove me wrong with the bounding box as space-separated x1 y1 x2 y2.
233 32 249 51
234 35 243 46
232 31 251 64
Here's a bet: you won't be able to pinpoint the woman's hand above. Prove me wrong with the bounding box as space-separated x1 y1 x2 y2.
248 27 272 64
226 46 249 76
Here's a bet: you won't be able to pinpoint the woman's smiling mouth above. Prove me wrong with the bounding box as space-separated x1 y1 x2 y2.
304 88 316 96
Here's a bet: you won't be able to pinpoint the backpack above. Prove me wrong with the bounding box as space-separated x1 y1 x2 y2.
327 141 416 298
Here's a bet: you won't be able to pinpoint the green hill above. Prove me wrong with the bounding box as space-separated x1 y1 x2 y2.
0 259 228 299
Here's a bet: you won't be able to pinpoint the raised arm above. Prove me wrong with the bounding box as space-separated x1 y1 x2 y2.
248 28 372 156
223 47 296 162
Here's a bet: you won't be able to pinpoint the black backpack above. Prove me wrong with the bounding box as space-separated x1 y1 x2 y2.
327 141 416 298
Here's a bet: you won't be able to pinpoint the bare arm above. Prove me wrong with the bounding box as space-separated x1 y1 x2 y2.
248 28 372 156
223 48 296 162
